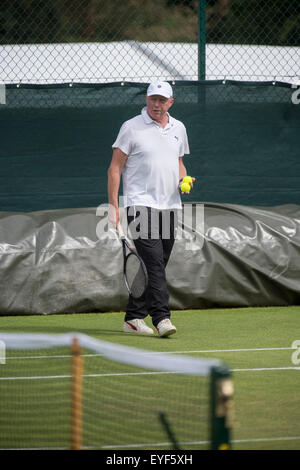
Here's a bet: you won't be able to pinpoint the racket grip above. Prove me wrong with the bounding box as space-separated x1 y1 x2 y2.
117 222 125 238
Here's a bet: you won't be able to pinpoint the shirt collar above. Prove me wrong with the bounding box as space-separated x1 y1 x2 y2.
141 107 174 127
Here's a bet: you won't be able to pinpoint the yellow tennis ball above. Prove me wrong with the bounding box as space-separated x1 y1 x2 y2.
182 176 193 185
180 182 191 193
218 443 230 450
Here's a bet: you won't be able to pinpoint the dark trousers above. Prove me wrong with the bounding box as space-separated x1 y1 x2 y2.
125 206 177 327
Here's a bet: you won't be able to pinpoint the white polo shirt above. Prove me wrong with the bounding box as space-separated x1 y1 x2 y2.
112 107 190 210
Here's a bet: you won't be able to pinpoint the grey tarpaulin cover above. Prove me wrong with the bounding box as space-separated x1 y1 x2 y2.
1 202 300 315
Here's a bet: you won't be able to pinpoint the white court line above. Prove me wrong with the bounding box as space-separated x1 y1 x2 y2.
233 366 300 372
99 435 300 449
165 347 295 354
5 346 295 360
0 366 299 381
2 346 298 379
233 436 300 444
2 435 300 451
0 371 174 380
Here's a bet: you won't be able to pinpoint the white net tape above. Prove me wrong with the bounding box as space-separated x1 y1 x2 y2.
0 332 220 376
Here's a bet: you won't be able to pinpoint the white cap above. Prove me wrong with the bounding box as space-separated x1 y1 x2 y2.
147 81 173 99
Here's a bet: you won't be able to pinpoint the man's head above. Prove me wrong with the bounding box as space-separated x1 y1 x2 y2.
147 81 173 99
146 81 174 124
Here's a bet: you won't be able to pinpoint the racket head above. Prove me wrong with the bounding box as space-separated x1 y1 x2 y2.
117 222 148 299
124 250 148 299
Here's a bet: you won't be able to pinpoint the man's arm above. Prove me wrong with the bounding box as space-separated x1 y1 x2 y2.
178 157 187 181
178 156 195 192
107 148 128 226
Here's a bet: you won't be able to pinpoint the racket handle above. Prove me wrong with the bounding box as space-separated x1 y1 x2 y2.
117 221 125 239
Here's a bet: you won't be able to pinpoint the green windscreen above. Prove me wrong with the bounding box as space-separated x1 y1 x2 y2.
0 81 299 212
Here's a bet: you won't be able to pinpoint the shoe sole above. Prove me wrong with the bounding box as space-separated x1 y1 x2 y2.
157 327 177 338
123 322 154 335
123 329 154 335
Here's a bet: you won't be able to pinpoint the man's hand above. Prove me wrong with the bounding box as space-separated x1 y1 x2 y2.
108 203 120 228
178 176 195 193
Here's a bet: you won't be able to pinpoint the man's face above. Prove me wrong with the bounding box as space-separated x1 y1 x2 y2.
146 95 174 123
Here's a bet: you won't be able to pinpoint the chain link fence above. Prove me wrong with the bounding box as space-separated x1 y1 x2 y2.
0 0 299 85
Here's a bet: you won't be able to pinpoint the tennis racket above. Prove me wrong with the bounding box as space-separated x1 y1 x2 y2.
117 222 148 299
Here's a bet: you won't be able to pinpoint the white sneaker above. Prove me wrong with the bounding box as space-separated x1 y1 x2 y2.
156 319 177 337
123 319 154 335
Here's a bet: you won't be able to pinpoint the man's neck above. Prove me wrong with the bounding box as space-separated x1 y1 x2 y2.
150 112 169 129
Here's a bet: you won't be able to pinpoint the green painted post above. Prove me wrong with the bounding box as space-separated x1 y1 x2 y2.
198 0 206 81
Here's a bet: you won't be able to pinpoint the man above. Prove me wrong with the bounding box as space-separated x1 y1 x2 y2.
107 81 192 337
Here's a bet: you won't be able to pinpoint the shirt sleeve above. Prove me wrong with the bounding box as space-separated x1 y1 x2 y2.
112 121 132 156
179 124 190 157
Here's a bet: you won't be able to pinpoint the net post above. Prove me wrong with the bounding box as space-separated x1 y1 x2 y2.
210 365 234 450
71 336 83 450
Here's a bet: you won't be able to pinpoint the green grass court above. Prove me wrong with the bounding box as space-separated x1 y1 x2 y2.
1 306 300 450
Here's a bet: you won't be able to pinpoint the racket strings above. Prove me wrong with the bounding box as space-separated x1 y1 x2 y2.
125 253 147 299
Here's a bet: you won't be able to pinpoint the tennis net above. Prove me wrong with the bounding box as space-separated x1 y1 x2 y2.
0 332 233 450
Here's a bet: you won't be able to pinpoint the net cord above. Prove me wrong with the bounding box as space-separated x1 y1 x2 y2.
0 332 221 376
